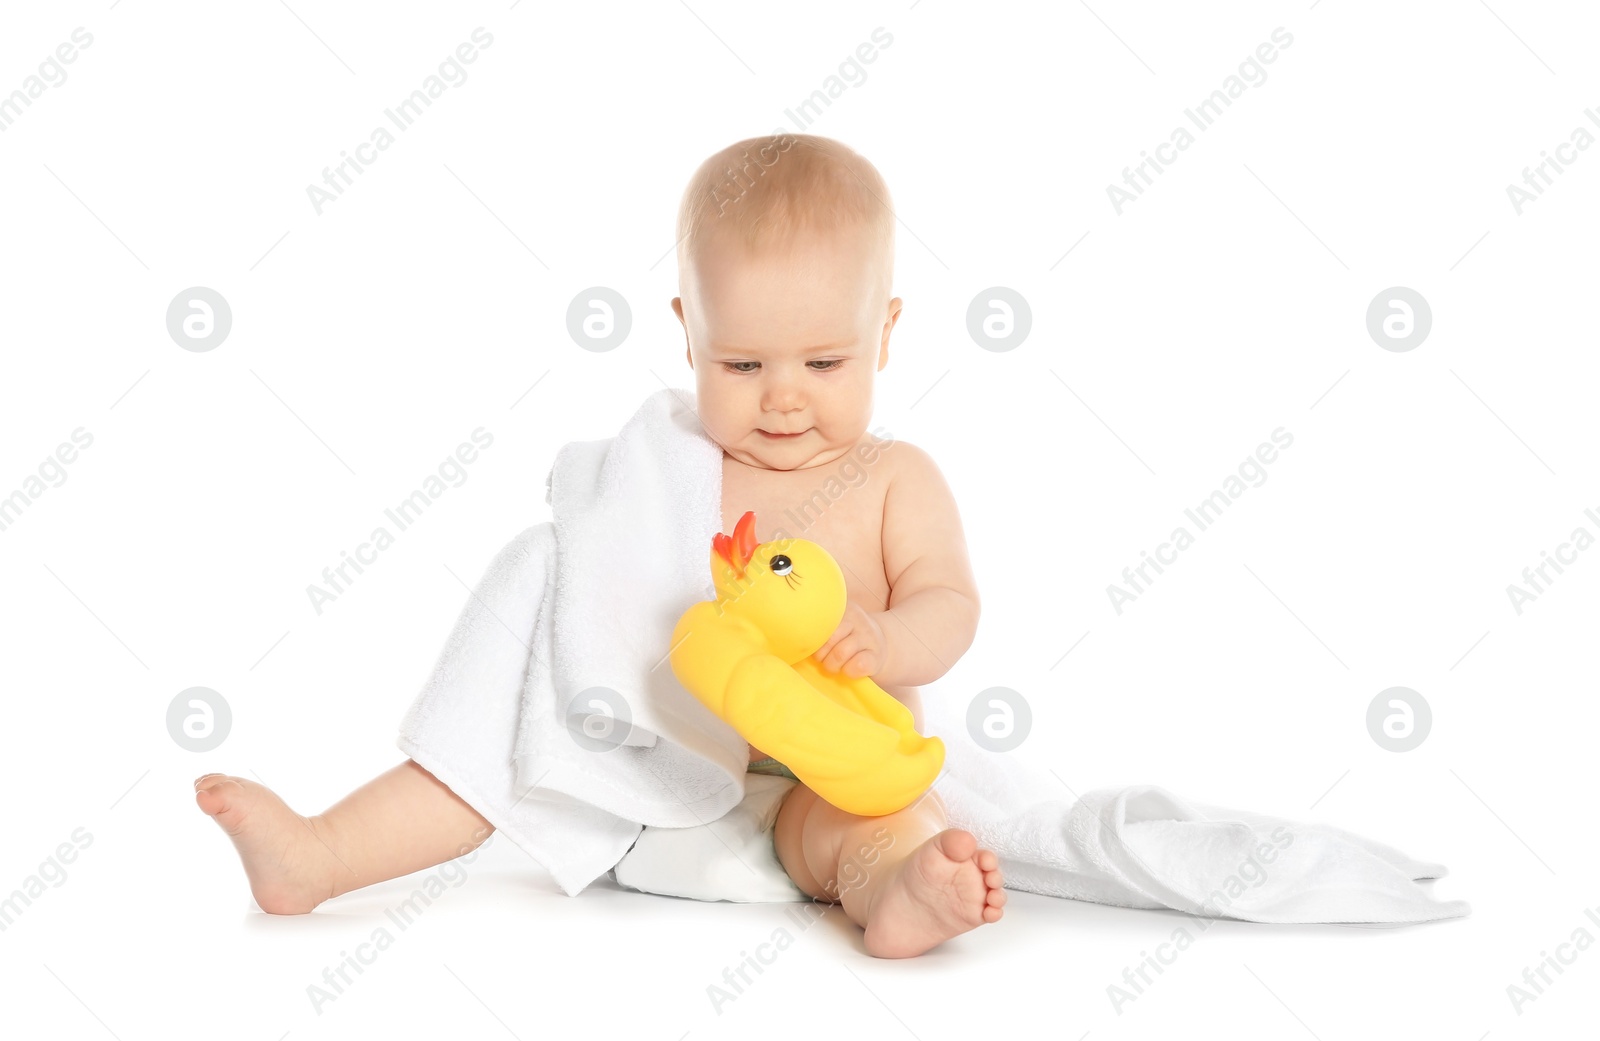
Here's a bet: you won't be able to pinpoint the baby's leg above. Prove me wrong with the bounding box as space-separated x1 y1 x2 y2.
772 783 1005 958
195 760 492 915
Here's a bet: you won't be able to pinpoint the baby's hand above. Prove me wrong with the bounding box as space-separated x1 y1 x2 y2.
812 602 888 679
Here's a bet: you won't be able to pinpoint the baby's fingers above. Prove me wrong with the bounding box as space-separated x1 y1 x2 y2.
818 635 858 674
813 622 853 663
838 651 875 678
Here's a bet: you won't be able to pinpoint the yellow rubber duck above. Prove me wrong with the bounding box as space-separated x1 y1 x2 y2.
669 510 944 817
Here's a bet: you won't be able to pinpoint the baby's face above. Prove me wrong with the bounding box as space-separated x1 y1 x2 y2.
673 223 900 472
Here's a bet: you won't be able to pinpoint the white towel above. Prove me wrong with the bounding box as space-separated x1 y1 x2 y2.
396 522 644 896
509 386 747 827
925 697 1470 924
399 387 751 897
399 385 1471 922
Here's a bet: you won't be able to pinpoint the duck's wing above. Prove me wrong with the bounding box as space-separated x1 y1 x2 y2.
788 656 918 736
722 653 903 777
725 654 945 816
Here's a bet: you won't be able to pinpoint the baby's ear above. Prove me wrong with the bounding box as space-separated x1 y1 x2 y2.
878 296 902 370
671 298 693 368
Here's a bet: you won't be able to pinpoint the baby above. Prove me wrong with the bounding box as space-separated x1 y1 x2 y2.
195 132 1005 959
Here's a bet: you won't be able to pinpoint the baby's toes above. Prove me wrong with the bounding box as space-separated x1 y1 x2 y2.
194 775 251 826
934 828 978 864
977 847 1006 920
194 773 238 803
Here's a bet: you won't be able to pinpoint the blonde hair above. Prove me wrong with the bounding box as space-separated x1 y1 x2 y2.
675 133 894 290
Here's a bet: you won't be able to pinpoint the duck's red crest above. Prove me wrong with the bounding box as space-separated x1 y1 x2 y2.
713 510 759 577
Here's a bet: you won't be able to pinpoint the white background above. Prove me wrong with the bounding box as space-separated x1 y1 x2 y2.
1 1 1596 1038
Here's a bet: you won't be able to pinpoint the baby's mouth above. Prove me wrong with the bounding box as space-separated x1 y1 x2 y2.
758 429 809 440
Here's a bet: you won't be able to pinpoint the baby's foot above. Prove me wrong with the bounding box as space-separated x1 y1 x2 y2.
193 773 339 915
862 828 1005 959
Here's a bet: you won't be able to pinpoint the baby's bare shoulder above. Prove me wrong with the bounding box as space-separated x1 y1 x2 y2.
879 439 973 588
880 438 953 496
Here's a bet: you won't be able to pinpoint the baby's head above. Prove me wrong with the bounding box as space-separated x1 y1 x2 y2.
672 134 900 472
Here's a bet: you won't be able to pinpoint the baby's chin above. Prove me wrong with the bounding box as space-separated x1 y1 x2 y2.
725 432 845 472
729 447 807 472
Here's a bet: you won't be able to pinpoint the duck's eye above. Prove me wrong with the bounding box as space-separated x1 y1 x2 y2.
769 554 792 576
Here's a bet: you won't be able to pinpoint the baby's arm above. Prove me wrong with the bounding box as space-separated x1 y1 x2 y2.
873 443 980 689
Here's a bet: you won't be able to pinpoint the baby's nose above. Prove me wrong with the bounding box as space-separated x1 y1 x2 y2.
763 387 805 410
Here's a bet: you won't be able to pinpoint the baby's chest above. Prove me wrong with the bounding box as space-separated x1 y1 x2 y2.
722 463 892 605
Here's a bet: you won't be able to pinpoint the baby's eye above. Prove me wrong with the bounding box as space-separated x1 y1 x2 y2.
724 361 759 373
810 360 843 371
769 554 792 576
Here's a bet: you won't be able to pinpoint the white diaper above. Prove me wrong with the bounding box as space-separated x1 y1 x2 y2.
610 774 809 903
